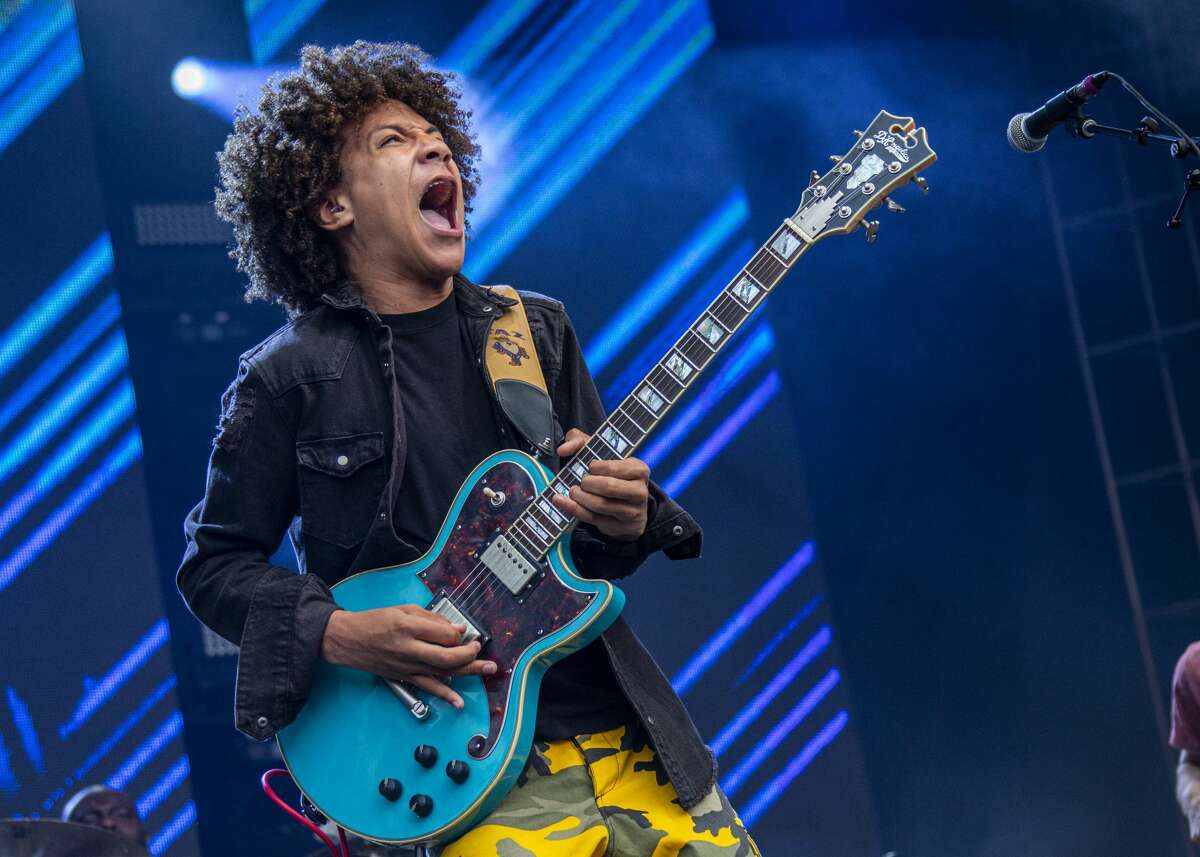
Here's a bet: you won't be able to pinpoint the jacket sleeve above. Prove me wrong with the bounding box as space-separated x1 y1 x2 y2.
551 311 702 580
177 359 340 740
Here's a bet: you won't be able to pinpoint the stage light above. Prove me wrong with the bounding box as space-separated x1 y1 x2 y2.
170 58 206 98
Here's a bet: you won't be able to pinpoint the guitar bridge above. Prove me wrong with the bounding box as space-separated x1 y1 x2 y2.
427 592 490 648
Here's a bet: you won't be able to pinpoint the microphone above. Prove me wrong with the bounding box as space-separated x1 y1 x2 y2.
1007 71 1110 153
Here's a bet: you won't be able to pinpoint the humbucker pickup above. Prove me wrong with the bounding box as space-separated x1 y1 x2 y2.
479 534 538 595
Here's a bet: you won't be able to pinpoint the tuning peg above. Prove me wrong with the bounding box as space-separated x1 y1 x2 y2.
809 170 821 186
853 129 864 138
829 154 842 163
885 197 906 213
913 176 929 194
863 220 880 243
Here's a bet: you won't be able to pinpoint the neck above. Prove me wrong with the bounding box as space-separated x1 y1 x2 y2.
353 272 455 314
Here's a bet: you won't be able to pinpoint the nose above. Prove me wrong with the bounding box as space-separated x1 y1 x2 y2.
419 133 452 165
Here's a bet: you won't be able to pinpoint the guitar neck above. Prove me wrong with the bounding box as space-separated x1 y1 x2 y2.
505 218 812 561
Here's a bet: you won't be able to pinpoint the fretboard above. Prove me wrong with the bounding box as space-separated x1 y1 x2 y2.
504 218 810 562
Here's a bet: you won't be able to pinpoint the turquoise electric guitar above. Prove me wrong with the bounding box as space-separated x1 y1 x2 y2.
277 110 937 846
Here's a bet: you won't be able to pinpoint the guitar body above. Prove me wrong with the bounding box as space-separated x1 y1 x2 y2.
276 450 625 845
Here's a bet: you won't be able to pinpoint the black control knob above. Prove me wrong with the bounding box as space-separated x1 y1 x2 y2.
413 744 438 768
409 794 433 818
378 778 403 802
445 760 469 784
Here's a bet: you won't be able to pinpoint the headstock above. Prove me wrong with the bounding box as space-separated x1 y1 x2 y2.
789 110 936 245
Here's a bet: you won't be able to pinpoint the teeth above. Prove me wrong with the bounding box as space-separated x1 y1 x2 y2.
422 180 453 209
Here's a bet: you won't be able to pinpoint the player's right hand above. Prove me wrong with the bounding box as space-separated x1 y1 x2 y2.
319 604 497 709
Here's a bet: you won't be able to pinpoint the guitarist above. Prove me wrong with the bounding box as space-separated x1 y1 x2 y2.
179 41 759 856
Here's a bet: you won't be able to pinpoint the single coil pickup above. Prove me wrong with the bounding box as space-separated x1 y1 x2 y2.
427 592 491 648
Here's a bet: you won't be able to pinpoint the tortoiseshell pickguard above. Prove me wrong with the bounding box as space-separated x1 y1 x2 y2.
416 459 592 759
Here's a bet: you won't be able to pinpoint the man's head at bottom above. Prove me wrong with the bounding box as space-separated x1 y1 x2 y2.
61 785 148 846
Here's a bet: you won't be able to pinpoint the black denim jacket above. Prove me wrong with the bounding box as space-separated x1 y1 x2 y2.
177 275 718 809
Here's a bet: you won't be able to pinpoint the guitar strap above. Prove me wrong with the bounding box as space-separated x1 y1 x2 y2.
483 286 558 458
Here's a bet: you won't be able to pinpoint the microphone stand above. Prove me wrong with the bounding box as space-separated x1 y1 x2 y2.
1070 112 1200 229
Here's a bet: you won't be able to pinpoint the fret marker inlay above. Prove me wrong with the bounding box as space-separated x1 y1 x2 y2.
637 386 665 413
600 427 629 455
771 226 803 260
665 353 693 381
731 276 761 307
698 316 725 345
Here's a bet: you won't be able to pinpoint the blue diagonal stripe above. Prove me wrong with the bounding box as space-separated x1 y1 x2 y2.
489 0 643 149
71 675 176 784
246 0 328 65
723 669 840 796
588 189 749 374
0 291 122 434
0 428 142 594
736 595 824 687
148 800 196 856
0 0 72 95
466 2 714 278
60 619 170 740
0 379 134 542
39 675 178 813
0 728 15 795
740 711 849 826
5 686 43 775
471 0 705 226
0 330 128 488
439 0 542 77
710 626 832 757
106 710 182 792
604 237 753 406
0 23 81 154
136 755 190 820
476 0 602 118
662 370 780 496
0 233 112 382
672 540 816 695
641 324 773 469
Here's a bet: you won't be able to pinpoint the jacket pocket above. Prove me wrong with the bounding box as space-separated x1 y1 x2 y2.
296 432 385 548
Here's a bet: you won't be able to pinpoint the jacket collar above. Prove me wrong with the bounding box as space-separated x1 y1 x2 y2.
318 273 515 318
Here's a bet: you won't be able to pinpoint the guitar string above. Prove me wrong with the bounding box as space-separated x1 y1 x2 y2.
397 141 920 710
447 483 562 608
451 432 646 613
449 444 607 611
443 142 890 615
451 201 804 611
452 410 668 613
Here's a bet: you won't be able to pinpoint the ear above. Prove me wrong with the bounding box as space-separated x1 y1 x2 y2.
312 190 353 232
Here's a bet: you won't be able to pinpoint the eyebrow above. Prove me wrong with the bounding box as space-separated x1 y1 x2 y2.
369 123 443 139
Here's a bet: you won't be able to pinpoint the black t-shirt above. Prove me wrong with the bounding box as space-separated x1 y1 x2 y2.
382 291 634 740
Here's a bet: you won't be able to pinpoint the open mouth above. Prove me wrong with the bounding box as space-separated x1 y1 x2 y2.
419 178 459 233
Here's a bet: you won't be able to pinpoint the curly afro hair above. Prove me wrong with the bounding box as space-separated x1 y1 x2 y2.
214 41 480 316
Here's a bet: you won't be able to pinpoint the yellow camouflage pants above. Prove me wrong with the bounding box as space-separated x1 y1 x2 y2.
438 723 760 857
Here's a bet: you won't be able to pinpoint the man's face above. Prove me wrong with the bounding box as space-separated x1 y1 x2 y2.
328 100 466 287
70 790 147 845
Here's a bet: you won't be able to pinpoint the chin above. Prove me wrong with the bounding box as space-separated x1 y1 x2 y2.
425 248 465 280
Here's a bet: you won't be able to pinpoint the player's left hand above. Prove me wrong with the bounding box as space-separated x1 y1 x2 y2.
551 428 650 542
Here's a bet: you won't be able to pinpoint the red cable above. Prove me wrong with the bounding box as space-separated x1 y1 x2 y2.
260 768 348 857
